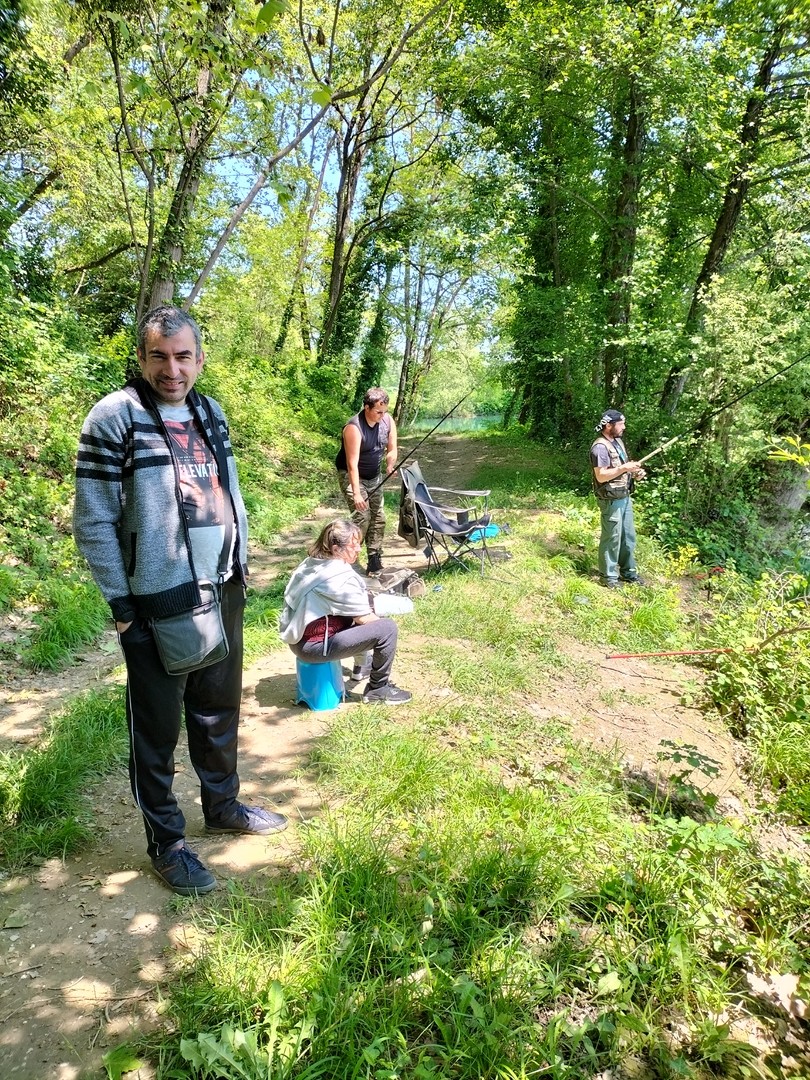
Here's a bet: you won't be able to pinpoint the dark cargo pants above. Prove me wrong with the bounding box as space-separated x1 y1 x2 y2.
336 468 386 556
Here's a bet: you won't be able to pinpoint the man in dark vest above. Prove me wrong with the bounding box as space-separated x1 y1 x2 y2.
590 409 646 588
335 387 398 576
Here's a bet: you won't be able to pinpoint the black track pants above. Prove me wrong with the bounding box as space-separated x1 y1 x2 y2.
118 579 245 860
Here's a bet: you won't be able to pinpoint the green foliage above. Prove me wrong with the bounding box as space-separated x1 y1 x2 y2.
0 686 127 868
24 577 111 670
703 571 810 821
148 707 810 1080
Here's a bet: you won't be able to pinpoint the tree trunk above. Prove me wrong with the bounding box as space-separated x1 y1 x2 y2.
274 134 333 356
318 98 373 362
659 25 785 414
147 34 222 313
598 76 644 403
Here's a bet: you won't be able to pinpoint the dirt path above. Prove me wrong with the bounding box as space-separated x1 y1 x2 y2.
0 435 785 1079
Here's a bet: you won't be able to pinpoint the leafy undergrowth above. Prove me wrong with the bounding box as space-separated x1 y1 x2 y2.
128 462 809 1080
699 569 810 824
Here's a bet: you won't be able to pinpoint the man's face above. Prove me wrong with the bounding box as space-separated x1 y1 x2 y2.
138 325 204 405
364 401 388 426
606 418 626 439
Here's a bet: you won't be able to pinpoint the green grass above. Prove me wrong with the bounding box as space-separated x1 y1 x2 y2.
0 685 128 868
144 707 810 1079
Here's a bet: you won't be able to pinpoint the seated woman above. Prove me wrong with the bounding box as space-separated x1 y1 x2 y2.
279 519 412 705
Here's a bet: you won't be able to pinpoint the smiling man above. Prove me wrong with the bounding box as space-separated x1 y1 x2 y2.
74 306 287 897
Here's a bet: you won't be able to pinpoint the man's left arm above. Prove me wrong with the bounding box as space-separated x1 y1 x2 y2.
385 416 398 477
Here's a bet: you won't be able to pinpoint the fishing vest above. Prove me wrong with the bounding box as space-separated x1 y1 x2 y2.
591 436 633 501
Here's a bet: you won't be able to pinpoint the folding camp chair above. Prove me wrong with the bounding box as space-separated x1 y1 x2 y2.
398 460 503 575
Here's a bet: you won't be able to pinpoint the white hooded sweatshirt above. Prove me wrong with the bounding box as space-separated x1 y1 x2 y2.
279 557 372 650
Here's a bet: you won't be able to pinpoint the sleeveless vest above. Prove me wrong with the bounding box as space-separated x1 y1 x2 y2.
335 412 391 479
591 436 633 500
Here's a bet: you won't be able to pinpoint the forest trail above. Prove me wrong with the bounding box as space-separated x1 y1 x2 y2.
0 434 792 1079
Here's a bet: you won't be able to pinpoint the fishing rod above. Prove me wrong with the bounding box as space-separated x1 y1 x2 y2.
638 348 810 466
365 388 476 496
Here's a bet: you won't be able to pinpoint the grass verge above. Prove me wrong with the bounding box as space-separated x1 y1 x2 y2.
0 685 127 868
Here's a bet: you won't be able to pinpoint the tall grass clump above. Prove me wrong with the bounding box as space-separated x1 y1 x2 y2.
243 579 286 662
23 575 111 670
0 686 127 867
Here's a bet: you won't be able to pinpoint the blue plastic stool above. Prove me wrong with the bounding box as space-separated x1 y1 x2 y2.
295 658 344 711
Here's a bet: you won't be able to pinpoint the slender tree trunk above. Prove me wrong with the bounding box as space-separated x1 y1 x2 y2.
147 0 229 313
659 25 785 414
599 77 644 403
274 134 334 356
319 98 373 362
394 255 421 423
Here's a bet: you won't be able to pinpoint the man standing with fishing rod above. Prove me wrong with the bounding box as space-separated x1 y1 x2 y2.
335 388 398 576
590 409 647 589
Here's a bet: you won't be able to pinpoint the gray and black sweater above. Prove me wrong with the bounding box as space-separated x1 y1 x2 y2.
73 379 248 624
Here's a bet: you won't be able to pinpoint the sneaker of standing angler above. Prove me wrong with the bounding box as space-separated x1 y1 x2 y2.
151 842 216 896
621 574 646 586
602 578 622 589
362 681 412 705
205 804 288 835
366 551 383 576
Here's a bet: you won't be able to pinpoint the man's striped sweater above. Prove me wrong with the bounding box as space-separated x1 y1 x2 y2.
73 379 248 624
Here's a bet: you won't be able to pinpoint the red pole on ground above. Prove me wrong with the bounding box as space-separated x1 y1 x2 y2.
605 647 740 659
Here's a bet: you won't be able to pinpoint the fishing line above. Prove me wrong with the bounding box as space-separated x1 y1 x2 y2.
640 348 810 465
365 388 476 496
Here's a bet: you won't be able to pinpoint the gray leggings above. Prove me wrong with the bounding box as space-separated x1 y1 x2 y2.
290 618 398 689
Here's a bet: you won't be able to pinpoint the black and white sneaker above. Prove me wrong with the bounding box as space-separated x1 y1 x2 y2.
366 552 383 576
361 682 412 705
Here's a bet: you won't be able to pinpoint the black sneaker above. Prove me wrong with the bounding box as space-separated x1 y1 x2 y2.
151 843 216 896
361 682 412 705
205 805 288 835
602 579 622 589
621 575 646 586
366 552 383 576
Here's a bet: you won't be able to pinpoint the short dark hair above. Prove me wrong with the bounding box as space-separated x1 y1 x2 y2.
309 519 362 559
138 306 202 358
363 387 390 409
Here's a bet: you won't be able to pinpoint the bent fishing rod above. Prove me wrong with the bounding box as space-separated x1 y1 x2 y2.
638 348 810 466
365 388 476 496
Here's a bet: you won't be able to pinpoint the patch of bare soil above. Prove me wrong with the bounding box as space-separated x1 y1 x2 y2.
0 435 806 1078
